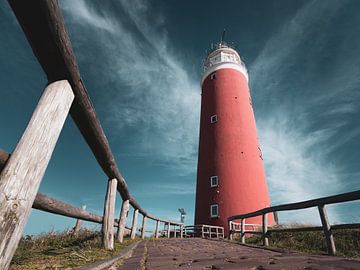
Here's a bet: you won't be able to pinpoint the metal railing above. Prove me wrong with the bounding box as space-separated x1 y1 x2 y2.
183 225 224 239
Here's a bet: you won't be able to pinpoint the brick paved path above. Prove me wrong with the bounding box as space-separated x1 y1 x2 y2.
117 238 360 270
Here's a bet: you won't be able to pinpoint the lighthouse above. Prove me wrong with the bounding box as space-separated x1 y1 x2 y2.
194 40 273 234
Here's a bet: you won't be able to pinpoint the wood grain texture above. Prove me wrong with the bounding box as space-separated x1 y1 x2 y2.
131 209 139 239
318 205 336 255
0 151 119 227
141 215 147 239
229 189 360 221
7 0 183 228
262 214 269 246
0 150 10 172
117 199 129 243
0 80 74 270
241 218 245 244
167 222 171 238
155 220 160 239
102 178 117 250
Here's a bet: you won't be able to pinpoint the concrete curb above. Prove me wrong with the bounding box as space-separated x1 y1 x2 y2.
77 240 141 270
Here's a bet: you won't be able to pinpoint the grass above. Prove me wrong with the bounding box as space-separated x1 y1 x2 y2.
10 229 138 270
243 228 360 258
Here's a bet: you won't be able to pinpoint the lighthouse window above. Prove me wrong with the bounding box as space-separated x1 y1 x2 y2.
210 176 218 187
210 204 219 218
210 114 218 123
210 72 216 80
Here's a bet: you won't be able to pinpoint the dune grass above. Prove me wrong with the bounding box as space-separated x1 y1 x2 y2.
244 228 360 258
10 229 137 270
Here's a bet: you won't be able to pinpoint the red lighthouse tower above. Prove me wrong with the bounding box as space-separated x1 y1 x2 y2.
194 41 273 234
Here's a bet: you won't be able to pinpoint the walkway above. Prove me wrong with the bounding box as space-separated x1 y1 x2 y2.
116 238 360 270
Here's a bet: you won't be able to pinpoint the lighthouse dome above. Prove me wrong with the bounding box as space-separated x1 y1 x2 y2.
201 43 248 85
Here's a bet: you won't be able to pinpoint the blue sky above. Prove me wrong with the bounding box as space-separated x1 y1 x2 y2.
1 0 360 235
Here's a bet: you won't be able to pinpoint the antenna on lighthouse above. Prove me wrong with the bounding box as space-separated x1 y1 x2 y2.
220 29 226 45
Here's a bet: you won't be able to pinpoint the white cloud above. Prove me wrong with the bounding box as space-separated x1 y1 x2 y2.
61 0 200 176
250 0 355 223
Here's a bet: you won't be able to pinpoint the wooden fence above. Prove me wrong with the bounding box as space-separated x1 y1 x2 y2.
0 1 182 269
228 189 360 255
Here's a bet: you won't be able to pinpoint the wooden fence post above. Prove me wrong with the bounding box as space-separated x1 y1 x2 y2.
240 218 246 244
130 209 139 239
141 215 147 239
155 220 160 238
318 204 336 255
102 178 117 250
73 205 86 234
262 213 269 246
167 222 171 238
180 225 183 239
228 221 232 240
116 199 129 243
0 80 74 270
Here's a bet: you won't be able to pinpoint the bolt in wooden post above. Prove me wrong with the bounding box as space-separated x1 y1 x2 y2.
102 178 117 250
141 215 147 239
240 218 246 244
228 221 233 240
262 213 269 246
318 204 336 255
167 222 171 238
130 209 139 239
0 80 74 270
155 220 160 238
116 199 129 243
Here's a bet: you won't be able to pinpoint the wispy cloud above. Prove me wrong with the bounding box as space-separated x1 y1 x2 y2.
61 0 200 176
251 0 360 223
60 0 360 225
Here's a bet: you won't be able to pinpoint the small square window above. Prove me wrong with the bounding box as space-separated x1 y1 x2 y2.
210 114 218 123
210 176 218 187
210 204 219 218
210 73 216 80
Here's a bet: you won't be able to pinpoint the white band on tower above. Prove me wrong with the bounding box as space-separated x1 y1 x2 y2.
201 45 248 85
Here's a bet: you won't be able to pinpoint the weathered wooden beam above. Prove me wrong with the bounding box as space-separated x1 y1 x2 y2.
167 222 171 238
318 205 336 255
73 205 86 234
155 220 160 239
229 189 360 221
116 199 129 243
228 221 232 240
102 178 117 250
141 215 147 239
262 214 269 246
0 149 10 172
6 0 186 227
0 80 74 270
1 150 121 227
130 209 139 239
241 218 246 244
7 0 136 207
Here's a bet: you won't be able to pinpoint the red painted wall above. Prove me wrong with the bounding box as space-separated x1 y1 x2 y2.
195 68 273 235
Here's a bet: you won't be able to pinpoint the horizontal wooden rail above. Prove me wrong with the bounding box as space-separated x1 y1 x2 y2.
267 223 360 234
7 0 143 213
4 0 182 226
228 189 360 221
228 189 360 255
0 149 124 228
